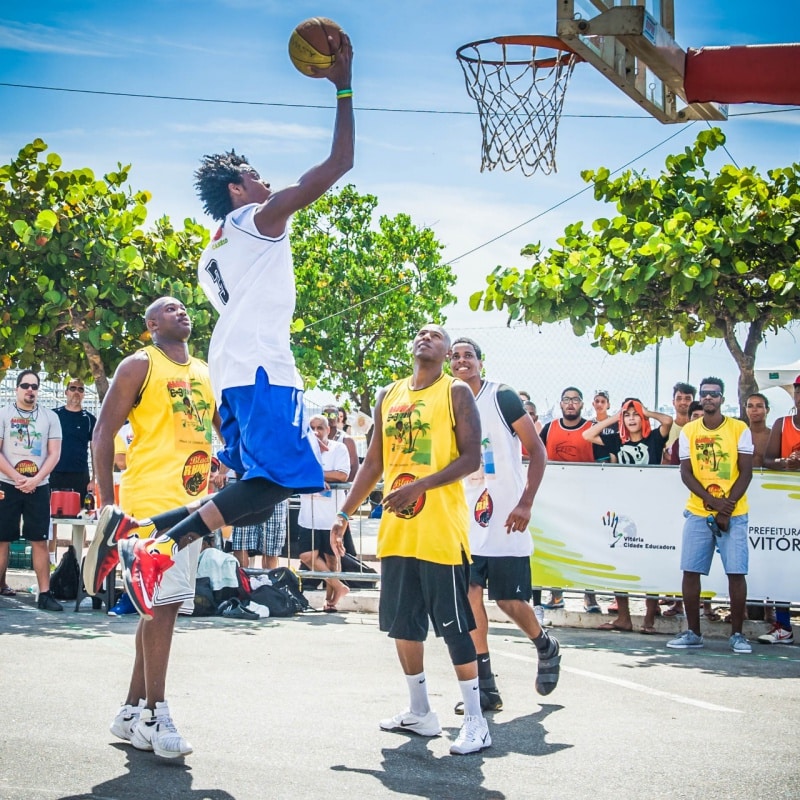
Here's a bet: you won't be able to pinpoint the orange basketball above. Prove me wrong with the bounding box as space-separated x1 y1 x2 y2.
288 17 343 78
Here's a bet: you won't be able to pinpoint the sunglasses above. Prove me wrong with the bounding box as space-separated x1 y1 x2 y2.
18 383 39 390
699 390 722 398
67 386 85 392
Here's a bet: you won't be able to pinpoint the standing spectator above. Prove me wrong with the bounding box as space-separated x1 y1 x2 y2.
298 414 351 612
745 393 771 468
518 390 531 403
90 296 219 757
449 337 559 713
662 382 696 464
584 398 673 632
337 407 352 435
323 404 358 481
667 377 754 654
230 499 289 571
758 378 800 645
0 370 63 610
330 324 490 755
522 401 543 436
539 387 597 611
49 379 96 564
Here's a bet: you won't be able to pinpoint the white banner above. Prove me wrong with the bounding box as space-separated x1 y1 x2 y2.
530 464 799 603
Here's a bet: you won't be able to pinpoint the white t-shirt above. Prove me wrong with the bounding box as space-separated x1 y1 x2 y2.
0 403 62 485
298 438 350 529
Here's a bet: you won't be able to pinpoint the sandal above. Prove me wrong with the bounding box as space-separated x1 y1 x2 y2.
0 586 16 597
535 638 561 696
663 605 685 618
640 625 658 635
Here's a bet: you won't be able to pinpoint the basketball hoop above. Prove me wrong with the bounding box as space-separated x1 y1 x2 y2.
456 35 582 176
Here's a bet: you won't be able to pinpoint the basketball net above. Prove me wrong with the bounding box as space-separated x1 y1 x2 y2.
456 36 582 176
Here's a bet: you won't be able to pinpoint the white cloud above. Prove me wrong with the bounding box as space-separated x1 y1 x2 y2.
0 21 110 56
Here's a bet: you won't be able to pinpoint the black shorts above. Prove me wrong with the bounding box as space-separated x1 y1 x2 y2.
297 524 334 556
469 554 533 602
49 471 91 504
379 554 475 641
0 484 52 541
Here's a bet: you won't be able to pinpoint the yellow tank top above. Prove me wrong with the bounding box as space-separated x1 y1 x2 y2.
120 346 215 520
377 374 470 565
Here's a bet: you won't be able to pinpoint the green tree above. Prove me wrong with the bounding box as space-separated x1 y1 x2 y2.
472 128 800 413
291 184 457 413
0 139 212 398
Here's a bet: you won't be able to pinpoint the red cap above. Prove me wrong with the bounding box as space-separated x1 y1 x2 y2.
794 375 800 386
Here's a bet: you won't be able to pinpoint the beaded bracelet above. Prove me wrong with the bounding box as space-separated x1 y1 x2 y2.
336 88 353 99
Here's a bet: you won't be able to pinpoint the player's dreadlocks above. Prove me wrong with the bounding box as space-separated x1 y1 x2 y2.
193 150 254 221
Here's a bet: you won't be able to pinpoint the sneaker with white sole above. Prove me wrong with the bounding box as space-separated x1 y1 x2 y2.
729 632 752 654
757 624 794 645
379 708 441 737
130 701 193 758
666 629 704 649
450 714 492 755
110 700 144 742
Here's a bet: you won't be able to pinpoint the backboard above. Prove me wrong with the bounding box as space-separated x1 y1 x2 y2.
556 0 728 122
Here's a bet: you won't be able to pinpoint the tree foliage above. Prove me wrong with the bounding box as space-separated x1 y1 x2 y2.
471 128 800 411
291 184 457 414
0 139 212 398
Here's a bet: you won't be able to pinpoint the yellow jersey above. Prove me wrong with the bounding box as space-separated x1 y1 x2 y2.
119 345 215 521
377 374 470 565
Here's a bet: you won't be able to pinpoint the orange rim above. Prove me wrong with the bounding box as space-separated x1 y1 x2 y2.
456 35 583 69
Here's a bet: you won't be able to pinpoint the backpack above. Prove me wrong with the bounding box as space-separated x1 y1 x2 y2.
50 545 80 600
243 567 309 617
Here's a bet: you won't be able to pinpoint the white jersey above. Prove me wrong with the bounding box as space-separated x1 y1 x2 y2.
198 203 299 401
463 381 530 557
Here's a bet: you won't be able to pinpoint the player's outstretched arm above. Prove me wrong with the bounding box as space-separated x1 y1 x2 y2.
255 34 354 237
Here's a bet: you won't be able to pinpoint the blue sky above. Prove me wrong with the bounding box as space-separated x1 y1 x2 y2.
2 1 799 416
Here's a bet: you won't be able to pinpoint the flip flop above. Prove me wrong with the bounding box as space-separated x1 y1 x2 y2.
535 638 561 696
640 625 658 635
0 586 16 597
663 606 685 618
323 604 338 613
598 622 633 632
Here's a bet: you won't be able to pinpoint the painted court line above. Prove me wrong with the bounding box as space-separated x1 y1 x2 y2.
492 647 743 714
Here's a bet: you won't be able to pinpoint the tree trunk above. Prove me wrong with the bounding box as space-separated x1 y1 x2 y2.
82 341 109 401
721 316 765 419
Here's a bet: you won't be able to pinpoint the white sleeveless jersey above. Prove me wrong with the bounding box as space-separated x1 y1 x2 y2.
198 204 299 400
463 381 530 557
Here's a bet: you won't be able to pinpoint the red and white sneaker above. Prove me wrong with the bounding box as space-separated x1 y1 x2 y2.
119 537 174 618
82 506 139 595
757 623 794 645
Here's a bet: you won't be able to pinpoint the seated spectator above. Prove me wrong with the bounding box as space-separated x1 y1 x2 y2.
584 398 672 632
298 414 351 612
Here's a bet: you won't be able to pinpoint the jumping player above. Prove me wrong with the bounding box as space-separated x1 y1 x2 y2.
83 33 355 615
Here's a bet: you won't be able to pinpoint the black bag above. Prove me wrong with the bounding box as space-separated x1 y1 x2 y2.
50 545 80 600
246 567 309 617
192 576 217 617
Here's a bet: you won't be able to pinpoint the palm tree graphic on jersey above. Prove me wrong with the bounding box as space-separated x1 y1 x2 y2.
386 401 431 460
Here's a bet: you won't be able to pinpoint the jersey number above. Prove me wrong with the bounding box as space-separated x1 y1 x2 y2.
204 259 229 305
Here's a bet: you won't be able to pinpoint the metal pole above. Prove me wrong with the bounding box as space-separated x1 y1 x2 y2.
654 340 660 410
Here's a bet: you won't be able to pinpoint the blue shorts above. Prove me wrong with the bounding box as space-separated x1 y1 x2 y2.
680 511 748 576
218 367 323 492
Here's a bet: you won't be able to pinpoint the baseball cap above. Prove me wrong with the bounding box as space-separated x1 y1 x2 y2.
794 375 800 386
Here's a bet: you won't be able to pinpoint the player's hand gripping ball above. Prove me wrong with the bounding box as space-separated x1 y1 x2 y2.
289 17 344 77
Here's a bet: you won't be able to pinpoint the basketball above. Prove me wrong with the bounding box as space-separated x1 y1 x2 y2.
288 17 343 78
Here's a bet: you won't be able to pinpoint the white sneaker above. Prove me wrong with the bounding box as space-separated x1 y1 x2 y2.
757 624 794 645
130 701 193 758
534 605 551 627
379 708 441 737
450 714 492 755
110 700 144 742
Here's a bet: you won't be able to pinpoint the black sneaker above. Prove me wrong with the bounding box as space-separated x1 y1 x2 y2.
37 591 63 612
454 686 503 715
219 598 260 621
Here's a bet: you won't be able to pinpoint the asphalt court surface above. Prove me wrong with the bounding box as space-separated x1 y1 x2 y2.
2 592 799 800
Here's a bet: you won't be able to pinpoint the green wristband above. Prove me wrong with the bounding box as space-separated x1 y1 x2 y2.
336 88 353 99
